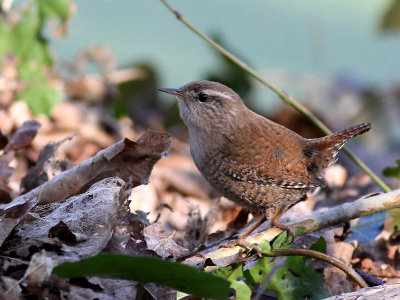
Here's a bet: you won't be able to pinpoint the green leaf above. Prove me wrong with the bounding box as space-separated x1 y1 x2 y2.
244 255 329 300
0 20 11 58
245 256 274 283
260 228 304 254
293 226 306 238
53 254 230 300
9 7 46 63
38 0 71 22
215 263 252 300
271 230 293 250
259 239 271 253
18 81 62 116
309 237 327 253
271 231 288 250
383 159 400 179
268 256 329 300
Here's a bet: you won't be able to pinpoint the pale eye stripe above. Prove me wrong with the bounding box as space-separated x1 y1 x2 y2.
202 90 233 100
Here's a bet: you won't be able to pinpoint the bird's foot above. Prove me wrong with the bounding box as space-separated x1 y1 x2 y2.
271 221 295 242
220 238 262 257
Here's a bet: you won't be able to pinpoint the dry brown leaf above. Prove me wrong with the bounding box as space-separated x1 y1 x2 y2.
144 223 188 258
68 285 121 300
184 206 206 250
324 241 357 295
1 276 22 298
145 282 176 300
324 164 347 188
37 130 171 205
4 120 41 153
8 102 32 128
80 277 137 300
154 164 211 200
21 136 74 193
129 182 160 219
25 251 56 283
0 156 13 191
6 177 124 258
354 237 400 284
0 191 39 245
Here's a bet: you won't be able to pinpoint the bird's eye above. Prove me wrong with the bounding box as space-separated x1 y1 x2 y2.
198 93 208 102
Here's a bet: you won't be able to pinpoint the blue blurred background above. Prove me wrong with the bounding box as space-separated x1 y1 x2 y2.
53 0 399 87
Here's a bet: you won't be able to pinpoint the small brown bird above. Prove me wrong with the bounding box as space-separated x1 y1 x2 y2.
159 80 371 237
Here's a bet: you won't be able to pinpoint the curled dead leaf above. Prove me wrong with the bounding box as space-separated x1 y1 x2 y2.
144 223 189 259
21 136 74 193
4 120 41 153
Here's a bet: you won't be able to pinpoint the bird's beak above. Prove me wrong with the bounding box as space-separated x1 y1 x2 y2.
158 88 183 97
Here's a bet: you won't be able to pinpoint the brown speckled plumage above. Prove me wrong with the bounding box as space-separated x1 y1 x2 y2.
159 80 371 220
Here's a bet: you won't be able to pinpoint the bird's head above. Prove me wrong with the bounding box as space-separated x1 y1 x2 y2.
159 80 246 132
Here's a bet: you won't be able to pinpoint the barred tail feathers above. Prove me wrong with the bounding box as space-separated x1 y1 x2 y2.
321 122 371 145
305 122 371 169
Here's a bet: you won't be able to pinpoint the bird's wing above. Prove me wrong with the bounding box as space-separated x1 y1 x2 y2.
218 117 326 189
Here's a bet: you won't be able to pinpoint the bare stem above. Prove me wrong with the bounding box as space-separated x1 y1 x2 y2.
263 248 368 288
159 0 391 193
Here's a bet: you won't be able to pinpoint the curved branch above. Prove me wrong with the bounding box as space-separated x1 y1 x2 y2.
263 248 368 288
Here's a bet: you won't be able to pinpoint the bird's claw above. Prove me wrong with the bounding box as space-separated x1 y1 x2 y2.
220 238 263 257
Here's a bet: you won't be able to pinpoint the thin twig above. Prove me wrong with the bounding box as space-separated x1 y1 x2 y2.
159 0 391 193
4 261 46 295
263 248 368 288
0 255 29 265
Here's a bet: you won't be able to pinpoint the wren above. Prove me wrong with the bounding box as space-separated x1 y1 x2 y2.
159 80 371 236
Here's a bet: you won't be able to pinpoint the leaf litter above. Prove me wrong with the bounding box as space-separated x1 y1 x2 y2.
0 111 397 299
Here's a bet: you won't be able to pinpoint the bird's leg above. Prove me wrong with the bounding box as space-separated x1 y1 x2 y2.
219 216 266 256
240 215 267 239
270 205 294 238
220 206 294 255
